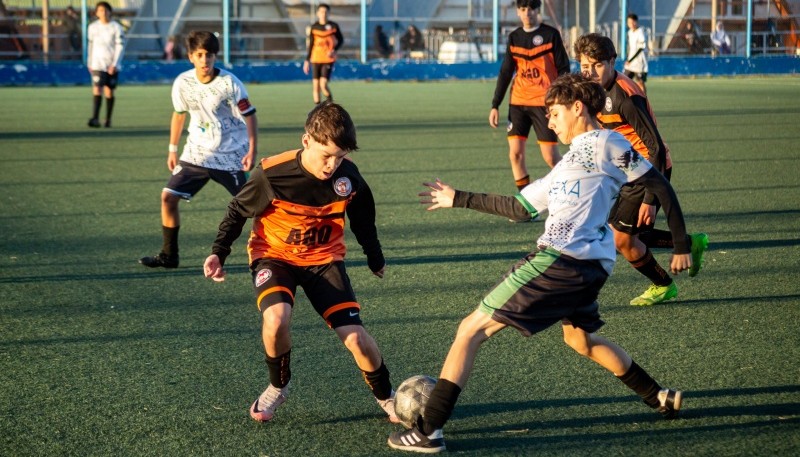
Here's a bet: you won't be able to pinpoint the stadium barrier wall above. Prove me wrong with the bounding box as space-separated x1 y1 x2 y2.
1 56 798 86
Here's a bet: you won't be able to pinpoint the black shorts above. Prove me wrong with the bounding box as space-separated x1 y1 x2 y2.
91 70 119 89
506 105 558 144
608 167 671 235
624 70 648 82
311 62 334 79
479 247 607 336
251 258 363 329
164 161 247 201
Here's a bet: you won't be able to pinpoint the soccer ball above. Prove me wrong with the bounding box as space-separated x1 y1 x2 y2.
394 375 437 429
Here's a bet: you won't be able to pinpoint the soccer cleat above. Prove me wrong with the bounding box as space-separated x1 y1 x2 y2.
656 388 682 419
104 120 112 128
387 418 446 453
688 233 709 277
87 118 101 128
138 252 179 269
630 282 678 306
249 382 290 422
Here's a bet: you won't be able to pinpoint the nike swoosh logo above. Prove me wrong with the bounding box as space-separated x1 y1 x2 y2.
349 311 359 317
618 221 633 227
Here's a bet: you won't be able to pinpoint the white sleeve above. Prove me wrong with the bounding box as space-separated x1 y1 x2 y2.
112 22 125 67
519 173 551 214
231 74 255 115
601 132 652 182
171 77 187 113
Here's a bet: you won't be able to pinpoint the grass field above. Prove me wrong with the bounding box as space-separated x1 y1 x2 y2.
1 77 799 456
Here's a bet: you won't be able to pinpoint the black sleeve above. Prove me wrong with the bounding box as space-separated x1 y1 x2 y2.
451 190 534 221
491 41 515 109
618 95 668 205
210 166 274 266
629 168 690 254
552 31 571 75
306 26 314 60
346 179 384 273
627 48 643 63
334 23 344 51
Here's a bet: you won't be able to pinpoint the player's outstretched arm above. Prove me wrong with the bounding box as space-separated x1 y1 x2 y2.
419 178 455 210
203 254 226 282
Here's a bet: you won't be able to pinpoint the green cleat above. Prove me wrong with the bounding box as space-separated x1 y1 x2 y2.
689 233 709 277
630 283 678 306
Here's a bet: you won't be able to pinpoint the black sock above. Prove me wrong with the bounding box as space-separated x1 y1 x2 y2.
161 225 179 258
638 229 673 249
617 360 661 408
420 378 461 434
515 174 531 191
362 360 392 400
92 95 102 119
266 350 291 388
630 249 672 287
105 96 115 123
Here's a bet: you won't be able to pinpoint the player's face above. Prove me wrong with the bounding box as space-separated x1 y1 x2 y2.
547 102 580 144
580 55 616 88
627 18 638 30
95 5 110 22
317 6 329 23
517 7 540 28
301 133 350 180
188 48 217 81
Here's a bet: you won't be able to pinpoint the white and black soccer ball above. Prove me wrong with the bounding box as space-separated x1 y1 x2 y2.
394 375 437 429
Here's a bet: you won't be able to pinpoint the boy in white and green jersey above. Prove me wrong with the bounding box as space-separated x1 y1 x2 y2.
140 31 258 269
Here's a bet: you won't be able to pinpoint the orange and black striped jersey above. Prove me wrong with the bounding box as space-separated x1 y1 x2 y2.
307 21 343 64
211 149 384 271
597 72 671 173
492 24 570 108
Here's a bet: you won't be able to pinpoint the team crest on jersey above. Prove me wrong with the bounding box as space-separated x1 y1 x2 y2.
605 96 613 112
325 24 332 30
255 269 272 287
334 177 353 196
533 35 544 46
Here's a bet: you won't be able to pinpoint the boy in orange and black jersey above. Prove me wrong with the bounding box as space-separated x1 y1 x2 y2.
574 33 708 307
489 0 570 197
203 102 399 424
303 3 344 104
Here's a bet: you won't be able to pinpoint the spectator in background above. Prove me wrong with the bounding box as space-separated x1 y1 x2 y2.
683 22 703 55
163 35 182 61
400 24 425 58
63 6 81 57
374 25 391 59
710 21 731 55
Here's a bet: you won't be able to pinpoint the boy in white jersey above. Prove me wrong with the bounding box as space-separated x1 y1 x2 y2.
624 13 648 94
388 73 691 453
86 1 124 128
140 31 258 269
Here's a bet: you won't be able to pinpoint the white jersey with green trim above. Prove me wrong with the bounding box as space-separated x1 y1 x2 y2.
171 68 255 172
87 20 124 71
520 129 651 274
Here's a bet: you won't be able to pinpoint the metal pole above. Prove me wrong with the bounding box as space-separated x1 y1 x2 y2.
360 0 367 63
651 0 656 51
492 0 498 63
223 0 230 65
746 0 752 58
621 0 628 61
81 0 88 64
42 0 50 63
589 0 596 33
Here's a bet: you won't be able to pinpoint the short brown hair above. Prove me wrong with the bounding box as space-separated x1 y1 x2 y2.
545 73 606 117
185 31 219 55
305 101 358 152
573 33 617 63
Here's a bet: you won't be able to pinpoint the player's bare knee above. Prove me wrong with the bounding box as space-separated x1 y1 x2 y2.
341 328 369 355
261 308 289 334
